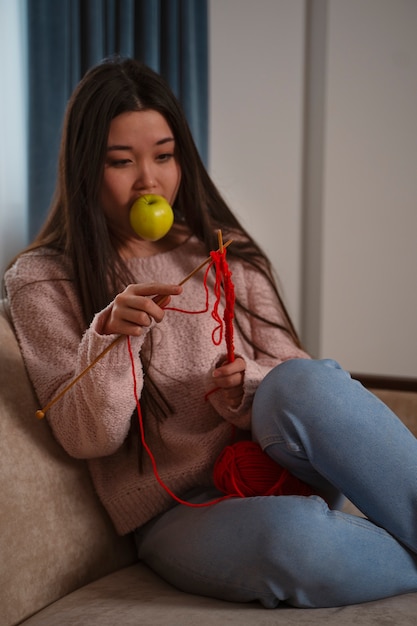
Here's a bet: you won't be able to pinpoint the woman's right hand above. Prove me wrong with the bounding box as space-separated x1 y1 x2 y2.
102 283 182 336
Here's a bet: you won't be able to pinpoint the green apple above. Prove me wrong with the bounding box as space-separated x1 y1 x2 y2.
129 194 174 241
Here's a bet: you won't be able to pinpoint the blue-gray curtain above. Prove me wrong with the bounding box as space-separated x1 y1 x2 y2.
27 0 208 238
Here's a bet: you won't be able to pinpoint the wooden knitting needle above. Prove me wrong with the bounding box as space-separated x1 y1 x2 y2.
217 229 224 254
153 236 231 307
35 238 232 419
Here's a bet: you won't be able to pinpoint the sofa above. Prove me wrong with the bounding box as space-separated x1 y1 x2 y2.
1 298 417 626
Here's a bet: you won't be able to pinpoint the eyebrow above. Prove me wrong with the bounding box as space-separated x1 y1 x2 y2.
107 137 175 151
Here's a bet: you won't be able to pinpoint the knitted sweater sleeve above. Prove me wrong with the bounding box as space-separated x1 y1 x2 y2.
4 253 146 459
206 259 310 429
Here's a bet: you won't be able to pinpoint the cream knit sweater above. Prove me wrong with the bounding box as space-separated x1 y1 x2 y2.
5 236 308 534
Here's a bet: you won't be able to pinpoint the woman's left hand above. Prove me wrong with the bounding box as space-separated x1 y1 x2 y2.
212 356 246 409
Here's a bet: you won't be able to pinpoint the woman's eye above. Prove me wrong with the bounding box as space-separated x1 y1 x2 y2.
156 153 174 163
109 159 132 167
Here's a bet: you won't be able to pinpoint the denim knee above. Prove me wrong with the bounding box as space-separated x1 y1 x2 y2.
251 358 351 452
249 495 357 608
255 494 412 608
257 358 344 402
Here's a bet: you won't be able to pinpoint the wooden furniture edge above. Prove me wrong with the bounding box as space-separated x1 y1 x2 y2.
351 373 417 392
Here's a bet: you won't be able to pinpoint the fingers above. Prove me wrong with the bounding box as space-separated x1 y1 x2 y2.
212 357 246 387
212 357 246 408
103 283 182 336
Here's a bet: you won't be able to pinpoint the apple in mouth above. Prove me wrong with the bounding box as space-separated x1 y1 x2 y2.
129 194 174 241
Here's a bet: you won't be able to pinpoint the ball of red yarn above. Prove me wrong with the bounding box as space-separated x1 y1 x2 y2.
213 441 315 498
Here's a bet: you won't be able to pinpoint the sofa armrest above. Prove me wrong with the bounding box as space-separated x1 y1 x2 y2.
353 372 417 437
0 301 136 626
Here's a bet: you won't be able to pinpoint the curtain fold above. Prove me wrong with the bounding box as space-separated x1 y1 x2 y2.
26 0 208 238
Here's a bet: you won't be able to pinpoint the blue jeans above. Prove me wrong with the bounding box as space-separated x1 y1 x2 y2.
135 359 417 608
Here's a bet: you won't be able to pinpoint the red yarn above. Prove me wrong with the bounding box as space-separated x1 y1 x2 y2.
213 441 316 498
165 262 212 316
209 248 235 363
126 247 314 506
127 336 231 508
128 337 315 505
165 246 235 364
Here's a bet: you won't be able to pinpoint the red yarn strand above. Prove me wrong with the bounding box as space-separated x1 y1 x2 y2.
127 339 314 506
126 245 315 507
127 336 231 508
164 262 212 316
210 248 235 363
164 247 235 364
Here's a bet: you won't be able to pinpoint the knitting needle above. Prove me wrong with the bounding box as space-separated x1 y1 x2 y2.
35 239 232 419
153 237 231 306
217 229 224 254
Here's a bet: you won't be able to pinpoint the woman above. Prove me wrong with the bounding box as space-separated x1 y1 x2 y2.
4 57 417 608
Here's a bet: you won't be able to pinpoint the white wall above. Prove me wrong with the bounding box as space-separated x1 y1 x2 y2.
209 0 306 330
321 0 417 376
209 0 417 377
0 0 27 278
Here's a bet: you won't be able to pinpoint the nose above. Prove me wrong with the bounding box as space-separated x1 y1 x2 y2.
133 161 157 194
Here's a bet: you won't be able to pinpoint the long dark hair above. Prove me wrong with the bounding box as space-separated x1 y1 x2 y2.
9 57 301 422
23 57 299 335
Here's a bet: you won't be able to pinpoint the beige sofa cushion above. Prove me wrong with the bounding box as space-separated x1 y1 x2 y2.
17 562 417 626
0 302 136 626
